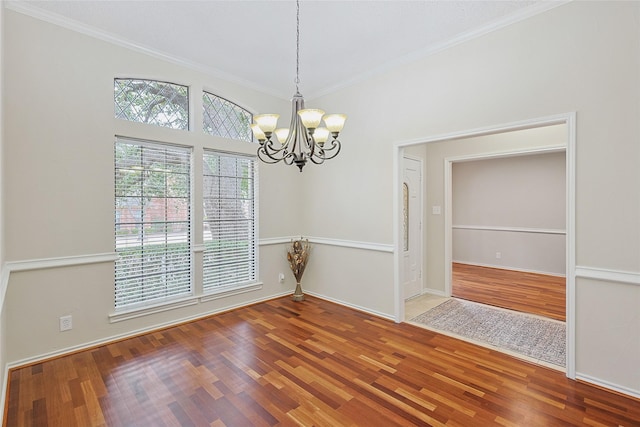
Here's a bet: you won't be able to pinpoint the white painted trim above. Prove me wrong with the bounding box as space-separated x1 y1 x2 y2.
308 237 394 253
576 373 640 400
395 115 571 149
445 145 566 163
3 1 286 100
7 290 292 370
420 288 447 298
575 266 640 286
0 253 118 312
109 297 199 323
392 112 577 379
310 1 571 99
565 112 577 379
393 147 403 323
192 244 205 253
304 290 395 322
5 252 117 272
109 282 264 323
260 236 394 253
4 1 570 101
453 225 566 235
0 268 9 318
199 283 263 303
259 237 295 246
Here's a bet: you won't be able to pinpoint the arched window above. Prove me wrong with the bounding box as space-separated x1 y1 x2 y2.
202 92 253 142
114 79 189 130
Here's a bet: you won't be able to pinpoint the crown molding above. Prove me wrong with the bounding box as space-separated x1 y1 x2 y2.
5 0 571 102
3 1 289 100
308 0 572 100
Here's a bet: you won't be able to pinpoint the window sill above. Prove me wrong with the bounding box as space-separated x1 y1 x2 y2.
108 282 263 323
199 282 263 303
109 297 199 323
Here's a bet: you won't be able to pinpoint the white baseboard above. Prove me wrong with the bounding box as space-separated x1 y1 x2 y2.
6 290 291 370
304 290 395 321
421 288 447 297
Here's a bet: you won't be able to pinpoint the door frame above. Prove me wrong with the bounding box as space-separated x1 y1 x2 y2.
402 155 424 300
392 112 576 379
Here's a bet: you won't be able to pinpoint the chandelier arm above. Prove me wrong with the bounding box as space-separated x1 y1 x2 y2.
258 139 296 163
257 147 285 164
263 139 291 156
308 138 341 164
319 139 342 160
308 152 326 165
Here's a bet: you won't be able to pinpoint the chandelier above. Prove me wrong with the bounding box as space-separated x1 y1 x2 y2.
251 0 346 172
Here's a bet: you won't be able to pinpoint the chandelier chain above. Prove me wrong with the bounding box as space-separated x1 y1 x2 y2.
295 0 300 92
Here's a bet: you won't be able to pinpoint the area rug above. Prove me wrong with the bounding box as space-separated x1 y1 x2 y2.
411 298 566 367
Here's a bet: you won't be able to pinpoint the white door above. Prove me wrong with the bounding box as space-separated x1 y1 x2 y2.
402 157 423 300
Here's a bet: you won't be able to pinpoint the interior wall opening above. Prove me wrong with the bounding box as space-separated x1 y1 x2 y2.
395 114 575 377
450 151 567 322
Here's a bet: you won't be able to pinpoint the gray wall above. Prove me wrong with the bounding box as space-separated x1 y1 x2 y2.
452 152 566 275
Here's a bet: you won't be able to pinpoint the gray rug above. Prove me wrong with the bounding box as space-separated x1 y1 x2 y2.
411 299 566 367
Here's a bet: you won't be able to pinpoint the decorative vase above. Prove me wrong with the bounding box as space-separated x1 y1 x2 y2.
292 281 305 301
287 238 310 302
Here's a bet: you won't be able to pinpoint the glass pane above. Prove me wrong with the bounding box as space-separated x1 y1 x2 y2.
114 139 192 309
203 92 253 142
202 151 256 292
115 79 189 130
403 182 409 252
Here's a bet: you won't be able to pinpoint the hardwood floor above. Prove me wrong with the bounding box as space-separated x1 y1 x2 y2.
452 263 566 321
6 296 639 426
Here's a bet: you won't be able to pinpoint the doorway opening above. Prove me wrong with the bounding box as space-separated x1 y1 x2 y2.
393 113 576 378
449 150 566 324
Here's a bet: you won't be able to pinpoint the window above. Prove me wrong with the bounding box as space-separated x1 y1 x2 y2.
403 182 409 252
203 151 257 292
115 138 191 310
202 92 253 142
115 79 189 130
113 80 259 313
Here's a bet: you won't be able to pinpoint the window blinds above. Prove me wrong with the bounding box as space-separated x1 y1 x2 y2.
202 151 257 292
115 138 192 309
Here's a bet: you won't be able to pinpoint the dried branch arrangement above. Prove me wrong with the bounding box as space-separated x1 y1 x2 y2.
287 238 310 301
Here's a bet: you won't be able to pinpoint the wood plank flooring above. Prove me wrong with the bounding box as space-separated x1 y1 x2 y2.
6 296 639 426
452 263 566 321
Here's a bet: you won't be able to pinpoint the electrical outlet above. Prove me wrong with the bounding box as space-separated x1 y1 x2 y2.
59 315 72 332
278 273 285 283
495 252 502 259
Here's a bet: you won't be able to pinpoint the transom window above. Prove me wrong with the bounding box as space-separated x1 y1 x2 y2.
115 79 189 130
114 138 192 310
203 92 253 142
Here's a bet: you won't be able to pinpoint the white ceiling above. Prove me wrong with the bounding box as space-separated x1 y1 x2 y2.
9 1 560 99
